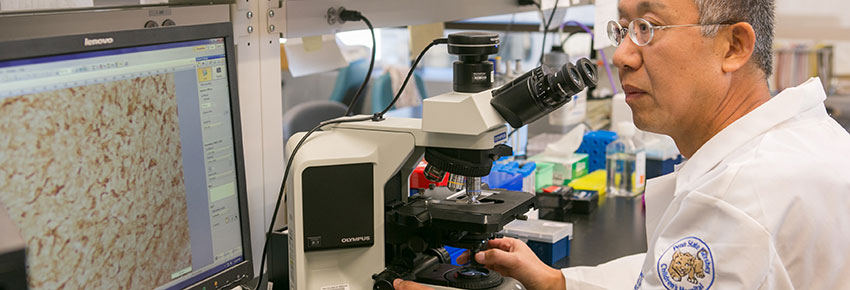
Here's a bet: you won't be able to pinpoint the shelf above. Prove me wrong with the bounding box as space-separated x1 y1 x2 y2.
278 0 594 38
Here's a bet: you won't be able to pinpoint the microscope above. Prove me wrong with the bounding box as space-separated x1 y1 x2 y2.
285 32 597 290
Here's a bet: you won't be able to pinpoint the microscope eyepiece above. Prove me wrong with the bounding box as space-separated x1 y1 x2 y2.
490 57 598 128
576 58 598 88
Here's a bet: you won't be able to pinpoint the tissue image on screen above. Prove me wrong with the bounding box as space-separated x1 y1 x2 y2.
0 74 193 289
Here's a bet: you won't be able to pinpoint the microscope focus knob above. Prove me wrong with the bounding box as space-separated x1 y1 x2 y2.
408 237 427 252
373 267 406 290
373 280 394 290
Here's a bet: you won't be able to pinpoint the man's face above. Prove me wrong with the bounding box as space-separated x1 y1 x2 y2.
613 0 725 136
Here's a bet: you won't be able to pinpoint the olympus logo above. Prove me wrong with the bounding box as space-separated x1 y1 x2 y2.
340 236 371 243
84 37 114 47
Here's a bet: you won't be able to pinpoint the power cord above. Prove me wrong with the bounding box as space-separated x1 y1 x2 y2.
559 32 576 47
373 37 447 120
339 9 376 116
538 0 561 66
496 13 516 51
253 116 372 290
255 18 431 289
507 127 520 138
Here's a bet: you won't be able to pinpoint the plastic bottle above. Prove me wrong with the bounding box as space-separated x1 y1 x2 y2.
606 122 646 196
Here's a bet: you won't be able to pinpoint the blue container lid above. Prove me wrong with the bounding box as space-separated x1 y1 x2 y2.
483 162 523 191
517 162 536 176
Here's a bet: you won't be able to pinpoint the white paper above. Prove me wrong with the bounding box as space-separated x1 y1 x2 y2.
321 284 350 290
593 0 618 50
283 35 348 78
543 123 586 158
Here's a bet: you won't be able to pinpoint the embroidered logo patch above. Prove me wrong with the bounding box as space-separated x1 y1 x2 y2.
657 237 715 290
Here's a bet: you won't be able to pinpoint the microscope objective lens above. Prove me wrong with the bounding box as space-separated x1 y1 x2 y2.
447 174 466 192
465 177 482 203
423 164 447 182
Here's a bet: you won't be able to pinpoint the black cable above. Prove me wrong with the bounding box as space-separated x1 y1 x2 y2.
340 11 376 117
538 0 561 66
501 13 517 52
254 115 372 290
374 38 447 119
560 31 577 48
507 127 520 138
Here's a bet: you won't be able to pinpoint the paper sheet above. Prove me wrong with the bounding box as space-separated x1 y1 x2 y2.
593 0 618 50
302 35 323 52
409 22 445 60
283 35 348 77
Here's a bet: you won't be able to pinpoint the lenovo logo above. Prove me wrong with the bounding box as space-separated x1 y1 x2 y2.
340 236 371 243
84 37 114 47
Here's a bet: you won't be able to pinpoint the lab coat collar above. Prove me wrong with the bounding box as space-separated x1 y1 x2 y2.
674 77 827 195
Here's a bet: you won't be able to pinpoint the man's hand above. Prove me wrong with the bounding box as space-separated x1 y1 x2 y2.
458 237 566 290
393 278 434 290
392 238 565 290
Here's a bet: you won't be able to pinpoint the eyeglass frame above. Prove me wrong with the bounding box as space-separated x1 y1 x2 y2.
607 18 735 47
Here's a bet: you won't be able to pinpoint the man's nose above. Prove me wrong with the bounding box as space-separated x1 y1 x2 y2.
612 37 642 72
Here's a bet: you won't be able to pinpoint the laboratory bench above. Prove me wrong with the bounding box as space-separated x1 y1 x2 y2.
550 196 648 268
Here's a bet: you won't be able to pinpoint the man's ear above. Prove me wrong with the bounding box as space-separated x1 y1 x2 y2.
720 22 756 73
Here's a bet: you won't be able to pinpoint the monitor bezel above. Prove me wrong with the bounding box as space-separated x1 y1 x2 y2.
0 22 254 290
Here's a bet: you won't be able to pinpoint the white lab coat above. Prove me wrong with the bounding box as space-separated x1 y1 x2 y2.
560 78 850 290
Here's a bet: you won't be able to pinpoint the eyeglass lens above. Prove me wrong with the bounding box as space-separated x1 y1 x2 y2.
607 21 623 46
607 18 657 47
630 19 653 46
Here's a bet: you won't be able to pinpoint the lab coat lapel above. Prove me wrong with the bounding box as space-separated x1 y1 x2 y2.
674 78 827 195
644 172 677 241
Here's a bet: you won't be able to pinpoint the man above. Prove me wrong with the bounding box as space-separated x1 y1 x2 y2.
396 0 850 289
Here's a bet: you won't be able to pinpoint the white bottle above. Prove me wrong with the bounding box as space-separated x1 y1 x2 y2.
606 122 646 197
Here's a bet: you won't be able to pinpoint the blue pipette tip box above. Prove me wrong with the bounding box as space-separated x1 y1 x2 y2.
501 219 573 266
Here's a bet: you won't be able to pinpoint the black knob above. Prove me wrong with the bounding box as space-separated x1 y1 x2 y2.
374 280 394 290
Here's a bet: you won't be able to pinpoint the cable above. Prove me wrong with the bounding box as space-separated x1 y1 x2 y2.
500 13 517 54
340 11 376 117
254 115 372 290
560 32 577 48
507 127 521 138
374 37 447 119
538 0 561 66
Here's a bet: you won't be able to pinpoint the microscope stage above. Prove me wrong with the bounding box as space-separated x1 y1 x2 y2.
390 189 535 234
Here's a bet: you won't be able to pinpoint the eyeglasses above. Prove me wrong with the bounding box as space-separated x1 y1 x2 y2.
607 18 732 47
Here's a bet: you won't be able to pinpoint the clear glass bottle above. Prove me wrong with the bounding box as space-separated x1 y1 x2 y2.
606 122 646 197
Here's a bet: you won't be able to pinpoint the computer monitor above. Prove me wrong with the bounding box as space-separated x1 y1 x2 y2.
0 22 252 290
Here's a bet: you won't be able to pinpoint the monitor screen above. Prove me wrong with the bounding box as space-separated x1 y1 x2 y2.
0 23 252 290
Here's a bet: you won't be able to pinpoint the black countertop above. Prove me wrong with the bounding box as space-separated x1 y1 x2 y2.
550 196 648 268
